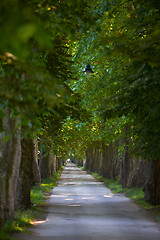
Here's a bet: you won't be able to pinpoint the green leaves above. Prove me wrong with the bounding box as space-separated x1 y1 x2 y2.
68 0 160 160
0 0 159 160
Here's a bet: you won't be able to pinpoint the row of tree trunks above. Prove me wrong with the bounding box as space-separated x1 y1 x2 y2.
0 109 61 225
0 108 21 224
85 142 150 189
84 139 160 204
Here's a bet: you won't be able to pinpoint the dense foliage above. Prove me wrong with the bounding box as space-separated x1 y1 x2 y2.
0 0 97 143
68 0 160 160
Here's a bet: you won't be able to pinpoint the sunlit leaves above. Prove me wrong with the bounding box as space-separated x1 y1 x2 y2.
69 0 160 160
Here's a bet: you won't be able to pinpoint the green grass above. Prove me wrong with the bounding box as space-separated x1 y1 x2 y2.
92 172 122 193
0 168 63 240
103 178 123 193
0 230 13 240
31 172 59 206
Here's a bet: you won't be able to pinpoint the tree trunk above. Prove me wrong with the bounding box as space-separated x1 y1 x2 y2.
93 148 100 173
126 157 150 188
49 151 57 175
112 141 121 180
39 152 50 179
39 146 57 179
104 143 114 179
57 157 62 170
98 148 104 176
21 138 34 209
119 127 130 188
120 144 130 188
143 159 160 205
89 147 95 172
0 108 21 224
85 147 93 171
32 139 41 187
16 138 41 209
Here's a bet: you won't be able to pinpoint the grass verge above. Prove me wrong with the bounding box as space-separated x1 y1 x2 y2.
0 167 63 240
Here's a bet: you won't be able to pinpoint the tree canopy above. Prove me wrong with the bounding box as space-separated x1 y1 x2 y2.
0 0 160 162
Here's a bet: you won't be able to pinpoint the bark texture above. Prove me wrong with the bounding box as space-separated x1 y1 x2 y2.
85 147 93 171
32 139 41 187
143 159 160 205
0 108 21 224
39 148 57 179
104 143 114 179
84 138 159 203
21 138 34 209
20 138 41 209
120 145 130 188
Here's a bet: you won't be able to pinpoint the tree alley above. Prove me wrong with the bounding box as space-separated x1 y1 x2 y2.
0 0 96 225
0 0 160 226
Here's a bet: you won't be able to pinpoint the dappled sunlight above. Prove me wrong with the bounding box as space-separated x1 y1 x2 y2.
104 194 113 198
51 195 66 198
81 197 94 200
31 219 48 225
64 198 74 201
67 204 81 207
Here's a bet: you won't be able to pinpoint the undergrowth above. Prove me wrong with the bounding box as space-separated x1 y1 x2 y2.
0 168 63 240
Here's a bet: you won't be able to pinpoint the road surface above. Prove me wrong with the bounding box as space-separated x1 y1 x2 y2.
14 164 160 240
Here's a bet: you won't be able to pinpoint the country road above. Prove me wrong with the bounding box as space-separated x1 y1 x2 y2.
14 164 160 240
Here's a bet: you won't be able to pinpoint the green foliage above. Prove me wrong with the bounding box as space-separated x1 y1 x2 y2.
0 0 98 141
30 187 46 206
0 230 10 240
69 0 160 160
0 230 13 240
0 209 37 239
104 179 123 193
123 188 144 201
14 210 38 229
31 172 59 206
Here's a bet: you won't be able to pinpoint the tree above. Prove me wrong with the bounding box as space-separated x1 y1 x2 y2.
69 0 160 204
0 0 98 224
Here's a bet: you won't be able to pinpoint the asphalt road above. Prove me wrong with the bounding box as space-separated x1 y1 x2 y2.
14 164 160 240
